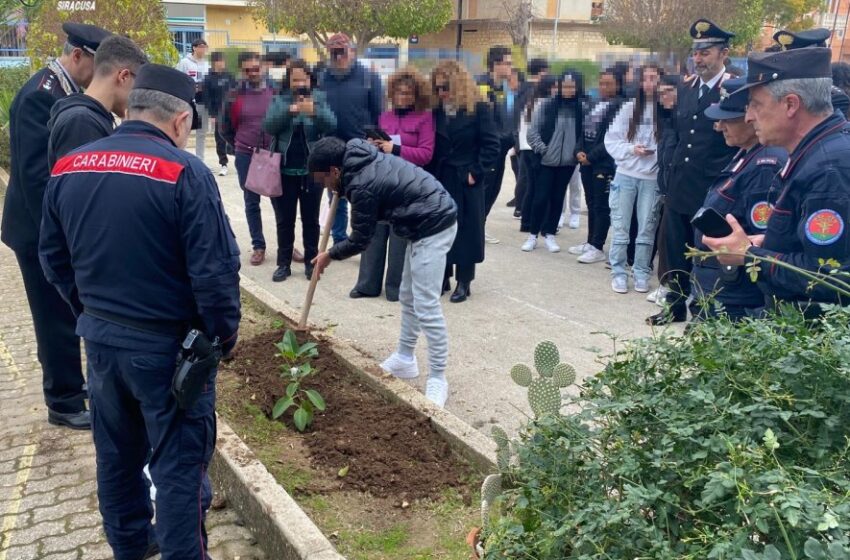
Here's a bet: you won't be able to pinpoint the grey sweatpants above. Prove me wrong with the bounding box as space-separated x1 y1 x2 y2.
195 103 208 161
397 222 458 379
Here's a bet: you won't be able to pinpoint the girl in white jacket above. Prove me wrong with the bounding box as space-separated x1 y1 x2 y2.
604 64 664 294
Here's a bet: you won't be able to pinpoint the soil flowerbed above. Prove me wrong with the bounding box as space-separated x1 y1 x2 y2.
217 299 479 559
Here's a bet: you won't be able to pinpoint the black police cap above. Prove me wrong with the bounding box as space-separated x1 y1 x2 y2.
62 22 111 55
772 28 831 50
133 63 195 106
741 47 832 91
690 19 735 50
705 77 748 120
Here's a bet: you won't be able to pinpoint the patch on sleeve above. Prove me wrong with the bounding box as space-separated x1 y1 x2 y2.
805 209 845 245
756 157 778 166
750 201 772 230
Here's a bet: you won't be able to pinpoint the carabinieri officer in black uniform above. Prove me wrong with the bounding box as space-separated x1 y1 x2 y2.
691 78 787 321
1 22 111 430
649 19 738 325
704 47 850 310
39 64 241 560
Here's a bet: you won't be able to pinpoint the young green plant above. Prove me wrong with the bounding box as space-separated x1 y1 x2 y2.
271 330 326 432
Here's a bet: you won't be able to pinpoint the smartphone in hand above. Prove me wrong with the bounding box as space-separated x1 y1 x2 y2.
692 207 734 238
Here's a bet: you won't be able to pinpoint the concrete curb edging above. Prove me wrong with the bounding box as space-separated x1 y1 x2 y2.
238 273 498 474
210 420 345 560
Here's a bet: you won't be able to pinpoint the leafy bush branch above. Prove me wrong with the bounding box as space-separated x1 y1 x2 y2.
271 330 325 432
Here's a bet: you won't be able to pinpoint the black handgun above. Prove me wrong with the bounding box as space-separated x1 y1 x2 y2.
172 329 221 410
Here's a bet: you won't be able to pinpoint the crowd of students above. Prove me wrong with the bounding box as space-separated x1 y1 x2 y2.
177 26 850 325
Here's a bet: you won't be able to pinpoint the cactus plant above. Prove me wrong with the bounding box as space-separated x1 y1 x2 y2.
512 340 576 418
471 341 578 558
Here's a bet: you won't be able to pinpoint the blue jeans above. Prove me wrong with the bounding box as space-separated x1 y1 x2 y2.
235 152 266 250
85 340 216 560
328 190 349 243
608 172 661 282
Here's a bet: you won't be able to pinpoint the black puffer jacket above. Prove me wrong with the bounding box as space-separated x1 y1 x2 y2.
328 140 458 261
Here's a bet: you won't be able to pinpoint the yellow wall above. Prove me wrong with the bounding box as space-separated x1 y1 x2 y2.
206 6 267 43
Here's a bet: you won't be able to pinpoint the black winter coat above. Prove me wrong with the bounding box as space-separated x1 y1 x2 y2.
328 140 458 261
47 94 116 170
428 102 500 265
657 105 679 196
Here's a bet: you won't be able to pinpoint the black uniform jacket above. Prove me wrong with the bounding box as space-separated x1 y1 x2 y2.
2 66 77 255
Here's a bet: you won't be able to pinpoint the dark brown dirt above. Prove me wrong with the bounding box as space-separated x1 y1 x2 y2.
220 327 473 501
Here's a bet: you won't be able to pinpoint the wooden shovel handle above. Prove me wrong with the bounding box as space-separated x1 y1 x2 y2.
298 192 340 330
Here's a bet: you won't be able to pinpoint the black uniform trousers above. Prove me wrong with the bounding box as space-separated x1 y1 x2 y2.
354 223 406 299
213 126 228 167
518 150 539 229
580 166 612 251
15 251 85 413
662 207 697 312
270 174 323 269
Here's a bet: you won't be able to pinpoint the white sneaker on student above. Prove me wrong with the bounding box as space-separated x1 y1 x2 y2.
558 214 566 230
577 247 607 264
485 231 500 244
611 276 628 294
544 235 560 253
425 377 449 407
521 234 537 252
219 165 228 177
634 278 650 293
647 285 670 304
568 214 581 229
568 242 590 255
380 353 419 379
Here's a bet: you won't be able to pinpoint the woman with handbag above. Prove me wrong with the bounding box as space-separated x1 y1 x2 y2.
221 51 276 266
263 59 337 281
350 67 435 301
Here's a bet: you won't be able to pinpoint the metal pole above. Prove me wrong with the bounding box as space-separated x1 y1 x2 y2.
550 0 561 58
841 0 850 61
455 0 463 60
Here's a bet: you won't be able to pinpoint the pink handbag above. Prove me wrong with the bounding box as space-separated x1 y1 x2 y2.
245 136 282 197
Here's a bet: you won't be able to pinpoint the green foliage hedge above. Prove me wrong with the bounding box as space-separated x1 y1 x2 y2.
485 306 850 559
0 66 30 171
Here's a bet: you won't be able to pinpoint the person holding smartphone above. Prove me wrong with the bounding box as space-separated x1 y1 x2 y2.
603 63 664 294
263 59 337 281
690 78 786 321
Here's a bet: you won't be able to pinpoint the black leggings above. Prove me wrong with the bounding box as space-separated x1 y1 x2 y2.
270 174 323 267
528 164 576 236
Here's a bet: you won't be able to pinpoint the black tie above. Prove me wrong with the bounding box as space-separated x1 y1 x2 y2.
700 84 710 99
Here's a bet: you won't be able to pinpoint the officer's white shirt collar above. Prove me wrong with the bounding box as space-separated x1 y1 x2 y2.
699 69 725 92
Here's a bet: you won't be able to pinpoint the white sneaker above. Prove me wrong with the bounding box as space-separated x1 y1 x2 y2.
544 235 560 253
568 242 590 255
558 214 565 229
634 278 650 293
521 234 537 252
651 286 671 306
380 353 419 379
485 231 500 244
219 165 228 176
568 214 580 229
577 247 607 264
611 276 628 294
425 377 449 407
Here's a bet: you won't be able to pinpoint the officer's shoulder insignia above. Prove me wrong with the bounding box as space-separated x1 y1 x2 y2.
39 74 55 91
756 157 778 166
805 209 845 245
750 201 772 230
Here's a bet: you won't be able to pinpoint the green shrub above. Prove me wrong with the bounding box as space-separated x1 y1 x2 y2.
549 59 600 88
485 306 850 559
